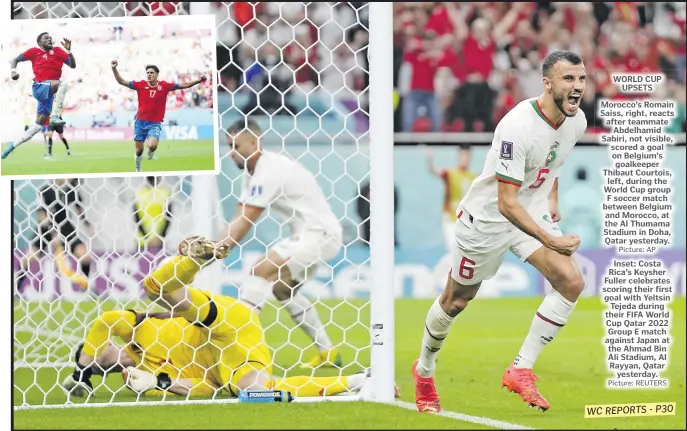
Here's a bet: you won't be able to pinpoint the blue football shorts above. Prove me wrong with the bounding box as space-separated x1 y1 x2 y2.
134 120 162 142
32 81 54 116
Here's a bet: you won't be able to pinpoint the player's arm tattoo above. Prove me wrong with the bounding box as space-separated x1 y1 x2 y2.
497 181 552 246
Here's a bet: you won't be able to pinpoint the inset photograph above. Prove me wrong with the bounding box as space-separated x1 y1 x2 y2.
1 14 219 178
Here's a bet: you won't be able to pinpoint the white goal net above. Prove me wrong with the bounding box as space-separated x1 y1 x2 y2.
11 2 390 410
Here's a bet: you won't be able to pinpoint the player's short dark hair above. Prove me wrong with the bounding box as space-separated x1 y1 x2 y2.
227 118 262 136
37 32 49 44
542 50 583 77
145 65 160 74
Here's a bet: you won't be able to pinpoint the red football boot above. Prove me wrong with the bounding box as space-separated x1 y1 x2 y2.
502 364 550 411
412 360 441 413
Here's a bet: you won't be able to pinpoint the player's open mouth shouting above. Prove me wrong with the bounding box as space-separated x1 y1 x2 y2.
567 93 581 110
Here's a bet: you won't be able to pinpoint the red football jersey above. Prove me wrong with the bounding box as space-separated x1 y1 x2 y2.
21 47 69 82
129 80 179 122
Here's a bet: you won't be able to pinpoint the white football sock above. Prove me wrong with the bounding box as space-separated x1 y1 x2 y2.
51 81 68 117
135 155 143 172
513 290 576 369
238 275 271 312
13 123 42 148
417 297 454 377
281 294 333 352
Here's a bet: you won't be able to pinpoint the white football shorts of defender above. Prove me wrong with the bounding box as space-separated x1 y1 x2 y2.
450 97 587 284
238 150 343 300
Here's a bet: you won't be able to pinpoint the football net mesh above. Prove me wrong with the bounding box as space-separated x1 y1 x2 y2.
12 2 371 409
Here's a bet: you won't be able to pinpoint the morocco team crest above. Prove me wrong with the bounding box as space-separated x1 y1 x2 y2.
157 85 162 90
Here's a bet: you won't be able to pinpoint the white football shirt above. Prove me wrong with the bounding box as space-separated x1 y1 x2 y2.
459 97 587 229
239 150 342 236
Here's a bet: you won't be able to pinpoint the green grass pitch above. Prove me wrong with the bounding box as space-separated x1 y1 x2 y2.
1 139 216 176
13 297 686 429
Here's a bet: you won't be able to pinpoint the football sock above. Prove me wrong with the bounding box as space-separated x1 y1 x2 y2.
238 275 271 312
417 297 455 377
513 290 576 369
144 255 201 296
52 81 68 116
280 294 333 352
135 155 143 171
269 375 351 397
62 137 70 150
48 137 53 155
143 256 214 325
12 123 42 149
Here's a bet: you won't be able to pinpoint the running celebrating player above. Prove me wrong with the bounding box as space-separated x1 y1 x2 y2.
110 61 207 172
413 51 588 413
2 32 75 160
61 237 372 399
221 119 344 369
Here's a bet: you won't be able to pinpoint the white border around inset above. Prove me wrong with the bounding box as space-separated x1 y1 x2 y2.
0 13 221 179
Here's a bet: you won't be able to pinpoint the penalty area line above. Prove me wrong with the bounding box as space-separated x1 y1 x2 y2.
390 400 535 430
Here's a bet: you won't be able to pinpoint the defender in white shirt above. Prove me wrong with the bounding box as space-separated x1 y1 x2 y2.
220 119 344 370
413 51 588 413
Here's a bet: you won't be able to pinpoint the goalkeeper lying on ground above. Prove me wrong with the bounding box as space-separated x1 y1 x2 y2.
62 236 374 398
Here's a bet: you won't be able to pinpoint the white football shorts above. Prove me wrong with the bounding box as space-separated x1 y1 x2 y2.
450 207 563 285
272 229 343 282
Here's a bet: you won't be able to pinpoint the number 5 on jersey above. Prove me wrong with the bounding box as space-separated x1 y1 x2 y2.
529 168 549 189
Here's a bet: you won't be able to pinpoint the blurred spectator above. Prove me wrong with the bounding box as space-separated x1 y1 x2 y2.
426 145 477 252
393 2 687 133
133 176 173 253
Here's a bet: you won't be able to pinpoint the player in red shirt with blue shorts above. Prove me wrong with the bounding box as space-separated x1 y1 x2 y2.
111 61 207 172
2 32 75 160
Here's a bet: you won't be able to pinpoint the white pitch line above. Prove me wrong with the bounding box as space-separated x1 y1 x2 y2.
391 400 535 430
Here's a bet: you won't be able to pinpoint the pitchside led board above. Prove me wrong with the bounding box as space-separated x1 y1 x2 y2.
0 14 220 179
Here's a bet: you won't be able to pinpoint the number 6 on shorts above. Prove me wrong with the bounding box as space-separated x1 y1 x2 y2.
458 256 476 280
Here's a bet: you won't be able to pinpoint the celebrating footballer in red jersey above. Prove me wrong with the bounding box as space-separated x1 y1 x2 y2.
2 32 76 160
111 61 207 173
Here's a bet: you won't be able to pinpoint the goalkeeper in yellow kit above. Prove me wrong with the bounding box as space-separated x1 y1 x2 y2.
61 237 372 399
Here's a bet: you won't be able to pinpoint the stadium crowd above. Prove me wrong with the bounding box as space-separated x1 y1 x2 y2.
393 2 686 133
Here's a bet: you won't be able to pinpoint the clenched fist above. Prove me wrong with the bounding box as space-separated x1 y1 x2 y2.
111 60 118 68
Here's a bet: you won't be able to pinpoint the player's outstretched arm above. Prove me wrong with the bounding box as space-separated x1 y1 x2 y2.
9 54 28 80
218 203 264 250
110 60 130 88
176 75 207 90
497 181 579 256
61 38 76 69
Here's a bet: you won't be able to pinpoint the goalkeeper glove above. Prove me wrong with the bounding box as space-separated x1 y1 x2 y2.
122 367 173 394
61 362 94 397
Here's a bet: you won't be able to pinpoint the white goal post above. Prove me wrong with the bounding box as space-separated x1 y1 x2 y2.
10 1 395 410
